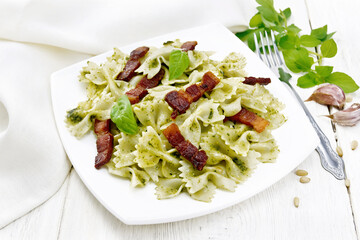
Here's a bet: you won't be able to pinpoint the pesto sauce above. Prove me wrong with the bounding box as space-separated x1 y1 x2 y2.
66 108 83 123
233 157 248 173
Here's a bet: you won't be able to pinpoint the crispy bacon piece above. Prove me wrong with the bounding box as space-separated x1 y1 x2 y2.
94 119 114 169
181 41 198 52
130 46 150 60
116 46 150 82
125 68 165 104
165 71 220 119
162 123 185 146
225 108 270 133
165 90 191 115
163 123 208 171
126 87 148 105
199 71 220 91
243 77 271 86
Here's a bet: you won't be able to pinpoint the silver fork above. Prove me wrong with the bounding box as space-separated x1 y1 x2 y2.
254 30 345 180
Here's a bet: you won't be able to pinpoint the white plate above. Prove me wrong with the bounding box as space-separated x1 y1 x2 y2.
51 23 319 225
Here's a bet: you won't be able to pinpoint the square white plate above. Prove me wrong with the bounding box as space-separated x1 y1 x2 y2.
51 23 319 225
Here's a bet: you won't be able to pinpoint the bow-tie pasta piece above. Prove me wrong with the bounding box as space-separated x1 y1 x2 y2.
179 160 237 202
107 161 150 188
135 46 172 79
112 131 142 168
66 89 115 138
155 178 185 200
216 52 247 78
133 100 173 133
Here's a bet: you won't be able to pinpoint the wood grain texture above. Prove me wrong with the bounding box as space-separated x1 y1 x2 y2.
306 0 360 236
1 0 359 239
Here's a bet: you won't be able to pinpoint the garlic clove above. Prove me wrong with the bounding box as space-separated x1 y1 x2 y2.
306 83 345 109
327 103 360 126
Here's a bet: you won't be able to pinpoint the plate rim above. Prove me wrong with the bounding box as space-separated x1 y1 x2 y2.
51 23 319 225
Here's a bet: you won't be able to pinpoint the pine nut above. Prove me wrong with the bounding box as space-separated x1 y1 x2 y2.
345 179 350 188
351 140 358 150
295 169 308 176
300 176 311 183
294 197 299 208
336 146 343 157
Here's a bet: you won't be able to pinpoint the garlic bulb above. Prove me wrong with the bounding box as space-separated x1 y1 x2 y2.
328 103 360 126
306 83 345 109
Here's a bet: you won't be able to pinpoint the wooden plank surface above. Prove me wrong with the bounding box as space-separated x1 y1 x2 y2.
1 0 359 239
306 0 360 235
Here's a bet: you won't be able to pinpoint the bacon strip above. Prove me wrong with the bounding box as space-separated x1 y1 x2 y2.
181 41 198 52
243 77 271 86
116 46 150 82
165 71 220 118
94 119 114 169
225 108 270 133
163 123 207 171
126 68 165 104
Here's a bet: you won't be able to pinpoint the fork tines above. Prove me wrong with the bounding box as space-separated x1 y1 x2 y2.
254 30 283 68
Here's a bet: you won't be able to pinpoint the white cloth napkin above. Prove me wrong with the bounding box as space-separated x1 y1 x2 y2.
0 0 255 228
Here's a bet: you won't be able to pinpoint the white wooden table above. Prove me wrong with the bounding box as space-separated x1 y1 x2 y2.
1 0 360 239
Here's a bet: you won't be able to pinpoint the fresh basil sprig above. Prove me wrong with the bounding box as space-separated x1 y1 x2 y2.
110 95 138 135
169 50 189 80
236 0 359 93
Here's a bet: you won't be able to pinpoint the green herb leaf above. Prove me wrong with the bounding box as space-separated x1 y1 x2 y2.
311 25 328 41
169 50 190 80
283 8 291 19
321 39 337 58
297 72 321 88
241 3 358 93
256 0 274 8
300 35 321 47
315 65 333 78
278 68 292 83
287 24 301 34
257 6 278 22
235 29 254 41
279 34 299 49
326 72 359 93
247 31 256 51
250 13 263 28
283 47 314 73
110 95 138 135
324 32 336 41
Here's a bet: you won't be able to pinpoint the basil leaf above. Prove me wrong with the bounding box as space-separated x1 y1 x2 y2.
300 35 321 47
250 13 263 28
169 50 190 80
279 34 299 49
247 32 256 51
321 39 337 58
110 95 138 135
315 66 333 78
324 32 336 41
283 47 314 73
326 72 359 93
283 8 291 19
235 29 254 41
256 0 274 9
287 24 301 34
297 72 321 88
257 6 278 22
278 67 292 83
311 25 328 41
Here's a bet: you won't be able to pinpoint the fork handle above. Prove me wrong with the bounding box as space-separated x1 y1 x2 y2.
285 83 345 179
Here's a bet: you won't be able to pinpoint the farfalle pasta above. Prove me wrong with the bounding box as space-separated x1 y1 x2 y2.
65 40 286 202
